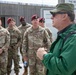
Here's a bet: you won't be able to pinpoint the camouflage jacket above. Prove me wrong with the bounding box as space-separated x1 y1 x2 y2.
45 28 52 42
0 26 10 53
7 27 21 47
22 26 51 57
18 23 31 42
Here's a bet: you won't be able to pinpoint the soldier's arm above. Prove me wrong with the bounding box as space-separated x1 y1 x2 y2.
18 26 23 44
22 30 28 61
16 30 22 47
45 28 53 42
2 30 10 51
43 30 52 51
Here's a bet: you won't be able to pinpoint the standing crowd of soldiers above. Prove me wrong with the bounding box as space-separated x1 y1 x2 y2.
0 3 75 75
0 14 52 75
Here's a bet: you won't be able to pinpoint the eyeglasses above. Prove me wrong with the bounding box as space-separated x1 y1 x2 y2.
52 12 67 17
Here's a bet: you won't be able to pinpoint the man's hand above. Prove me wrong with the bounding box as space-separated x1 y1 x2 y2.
23 61 28 68
0 49 3 54
23 56 28 61
37 47 47 60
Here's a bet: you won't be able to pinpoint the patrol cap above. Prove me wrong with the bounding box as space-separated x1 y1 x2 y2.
20 16 25 22
31 14 39 21
50 3 74 14
39 18 45 23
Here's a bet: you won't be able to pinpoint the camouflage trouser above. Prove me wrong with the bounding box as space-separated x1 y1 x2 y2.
7 46 19 74
0 52 8 75
28 55 46 75
29 61 46 75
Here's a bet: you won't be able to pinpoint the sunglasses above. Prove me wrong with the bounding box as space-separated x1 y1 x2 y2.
52 12 67 17
39 21 45 23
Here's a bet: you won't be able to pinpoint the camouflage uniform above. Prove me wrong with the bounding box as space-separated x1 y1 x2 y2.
22 26 51 75
18 23 31 56
45 28 52 42
38 17 52 43
7 27 21 75
0 26 10 75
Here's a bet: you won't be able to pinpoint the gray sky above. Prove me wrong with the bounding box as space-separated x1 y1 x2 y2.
1 0 58 6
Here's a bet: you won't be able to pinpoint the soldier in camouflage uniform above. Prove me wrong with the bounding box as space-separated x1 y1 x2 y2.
0 18 10 75
22 15 52 75
18 16 31 75
6 17 21 75
38 17 52 42
18 16 31 56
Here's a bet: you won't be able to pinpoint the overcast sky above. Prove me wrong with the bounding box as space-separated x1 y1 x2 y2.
1 0 58 6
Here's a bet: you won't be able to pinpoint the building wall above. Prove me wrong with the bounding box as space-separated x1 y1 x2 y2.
0 3 52 27
58 0 65 4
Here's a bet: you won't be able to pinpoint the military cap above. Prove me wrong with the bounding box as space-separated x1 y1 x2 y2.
39 18 45 23
20 16 25 22
50 3 74 14
7 17 15 24
31 14 39 21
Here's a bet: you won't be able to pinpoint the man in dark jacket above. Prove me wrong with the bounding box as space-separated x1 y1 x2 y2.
37 3 76 75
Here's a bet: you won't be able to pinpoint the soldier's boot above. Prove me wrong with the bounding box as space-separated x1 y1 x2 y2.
7 73 10 75
23 67 28 75
16 73 19 75
19 65 22 69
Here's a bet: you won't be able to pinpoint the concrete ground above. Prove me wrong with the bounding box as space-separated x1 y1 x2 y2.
10 49 29 75
10 63 24 75
10 50 24 75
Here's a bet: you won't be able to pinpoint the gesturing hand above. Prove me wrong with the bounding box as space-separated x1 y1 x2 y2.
37 47 47 60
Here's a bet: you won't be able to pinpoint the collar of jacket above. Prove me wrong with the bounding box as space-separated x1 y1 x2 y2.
57 23 75 39
29 25 44 32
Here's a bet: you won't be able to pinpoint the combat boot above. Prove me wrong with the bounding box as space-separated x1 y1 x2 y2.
16 73 19 75
19 65 22 69
7 72 10 75
23 67 28 75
